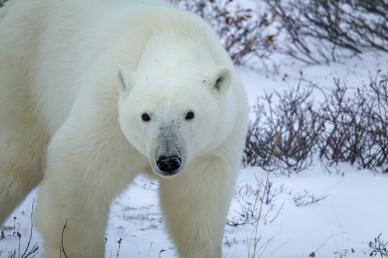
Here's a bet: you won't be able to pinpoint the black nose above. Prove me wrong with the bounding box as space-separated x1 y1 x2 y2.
156 155 182 174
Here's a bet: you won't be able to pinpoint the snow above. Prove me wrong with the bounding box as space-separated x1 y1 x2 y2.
226 165 388 258
240 51 388 108
2 164 388 258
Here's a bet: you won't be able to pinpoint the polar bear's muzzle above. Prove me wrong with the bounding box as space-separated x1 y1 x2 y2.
150 129 187 178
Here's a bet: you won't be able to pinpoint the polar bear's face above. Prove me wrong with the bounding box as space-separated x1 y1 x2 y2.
117 66 235 178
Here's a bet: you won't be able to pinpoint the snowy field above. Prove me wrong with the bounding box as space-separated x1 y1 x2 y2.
1 51 387 258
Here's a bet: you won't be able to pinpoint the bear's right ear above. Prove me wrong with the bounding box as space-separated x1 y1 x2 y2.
118 67 135 95
203 66 232 94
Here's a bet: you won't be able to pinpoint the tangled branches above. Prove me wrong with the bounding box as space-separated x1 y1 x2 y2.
318 71 388 171
243 70 388 173
170 0 278 68
243 83 324 173
264 0 388 64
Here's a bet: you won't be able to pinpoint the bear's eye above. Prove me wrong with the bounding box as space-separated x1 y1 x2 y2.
185 111 195 120
141 113 151 122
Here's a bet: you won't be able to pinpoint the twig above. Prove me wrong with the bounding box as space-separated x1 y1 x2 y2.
20 199 35 258
60 219 68 258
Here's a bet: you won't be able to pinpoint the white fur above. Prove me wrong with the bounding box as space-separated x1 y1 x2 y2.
0 0 249 257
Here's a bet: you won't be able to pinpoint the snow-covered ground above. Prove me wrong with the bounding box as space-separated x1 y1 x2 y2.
1 51 387 258
2 164 388 258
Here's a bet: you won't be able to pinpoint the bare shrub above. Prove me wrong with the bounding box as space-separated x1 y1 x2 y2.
318 71 388 172
243 82 324 173
227 177 284 227
244 70 387 173
228 135 282 257
170 0 388 66
264 0 388 64
293 190 328 207
369 233 388 257
169 0 278 68
0 200 39 258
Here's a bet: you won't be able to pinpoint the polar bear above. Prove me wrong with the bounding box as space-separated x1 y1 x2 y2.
0 0 248 257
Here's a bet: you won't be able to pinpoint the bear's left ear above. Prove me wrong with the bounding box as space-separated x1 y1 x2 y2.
203 66 232 94
118 67 135 95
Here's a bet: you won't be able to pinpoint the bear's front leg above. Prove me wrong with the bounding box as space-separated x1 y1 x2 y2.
159 157 237 258
36 110 147 258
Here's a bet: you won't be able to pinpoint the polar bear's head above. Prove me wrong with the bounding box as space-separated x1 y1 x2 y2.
117 57 236 178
